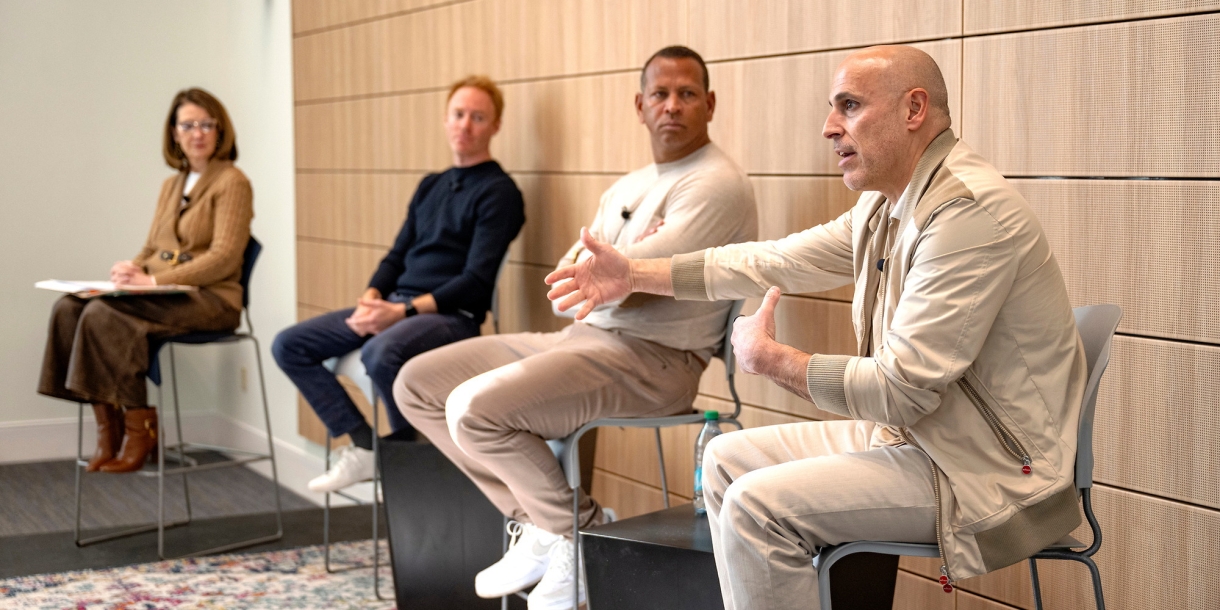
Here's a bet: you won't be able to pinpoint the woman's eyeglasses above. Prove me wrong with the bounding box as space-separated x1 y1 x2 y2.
176 120 218 134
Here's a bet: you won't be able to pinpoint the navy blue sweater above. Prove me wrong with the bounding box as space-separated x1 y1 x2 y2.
367 161 525 317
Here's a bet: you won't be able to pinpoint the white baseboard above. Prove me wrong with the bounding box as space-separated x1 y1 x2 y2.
0 411 363 507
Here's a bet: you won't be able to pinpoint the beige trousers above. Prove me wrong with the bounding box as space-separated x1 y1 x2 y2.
704 420 938 610
394 322 704 537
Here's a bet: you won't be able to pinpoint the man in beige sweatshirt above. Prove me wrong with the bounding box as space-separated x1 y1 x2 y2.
393 46 757 609
548 46 1085 610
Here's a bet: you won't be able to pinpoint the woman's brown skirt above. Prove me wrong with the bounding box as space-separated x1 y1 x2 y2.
38 291 240 407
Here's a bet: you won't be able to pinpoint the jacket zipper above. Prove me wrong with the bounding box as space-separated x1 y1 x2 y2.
957 378 1033 475
899 429 955 593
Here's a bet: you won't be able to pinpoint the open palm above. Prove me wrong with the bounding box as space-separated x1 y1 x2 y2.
545 228 633 320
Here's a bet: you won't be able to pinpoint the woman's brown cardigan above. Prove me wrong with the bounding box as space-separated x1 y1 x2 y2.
132 160 254 312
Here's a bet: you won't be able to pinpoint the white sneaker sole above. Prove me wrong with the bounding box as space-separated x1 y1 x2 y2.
475 570 547 599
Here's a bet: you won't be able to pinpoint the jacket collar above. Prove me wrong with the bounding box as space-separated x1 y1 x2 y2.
180 159 233 208
895 128 957 231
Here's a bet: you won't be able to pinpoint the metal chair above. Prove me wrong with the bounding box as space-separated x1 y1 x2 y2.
812 304 1123 610
320 351 391 601
511 300 745 609
73 236 284 560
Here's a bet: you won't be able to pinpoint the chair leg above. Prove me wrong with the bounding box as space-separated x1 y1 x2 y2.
654 428 670 508
73 402 84 546
1029 558 1044 610
324 433 334 572
251 335 284 543
1075 555 1107 610
573 492 580 610
168 348 194 524
373 400 388 601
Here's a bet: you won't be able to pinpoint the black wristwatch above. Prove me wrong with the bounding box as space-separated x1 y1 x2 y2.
403 302 418 318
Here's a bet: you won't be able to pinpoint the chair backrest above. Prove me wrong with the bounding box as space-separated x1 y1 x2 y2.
716 300 746 418
1071 304 1123 489
239 235 262 310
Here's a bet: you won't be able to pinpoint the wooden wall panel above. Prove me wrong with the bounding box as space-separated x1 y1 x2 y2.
295 239 385 310
751 176 858 302
509 173 615 267
295 92 451 171
589 468 682 522
956 589 1022 610
292 0 457 34
708 39 961 175
893 570 955 610
1020 179 1220 344
1094 337 1220 510
495 262 572 335
699 296 855 420
296 172 424 247
964 0 1220 34
295 0 686 101
689 0 961 61
962 15 1220 178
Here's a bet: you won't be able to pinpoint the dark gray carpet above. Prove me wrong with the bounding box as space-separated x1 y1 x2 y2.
0 453 314 537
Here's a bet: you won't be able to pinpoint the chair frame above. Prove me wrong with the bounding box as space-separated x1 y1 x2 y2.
320 351 390 601
812 304 1122 610
72 237 284 559
509 301 746 610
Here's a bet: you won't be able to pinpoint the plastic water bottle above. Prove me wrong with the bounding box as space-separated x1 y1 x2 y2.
693 410 723 515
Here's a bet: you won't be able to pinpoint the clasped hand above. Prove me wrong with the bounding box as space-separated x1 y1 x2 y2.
110 261 154 286
545 228 633 320
345 295 405 336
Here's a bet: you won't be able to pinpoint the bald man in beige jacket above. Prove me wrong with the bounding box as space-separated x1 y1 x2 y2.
548 46 1086 609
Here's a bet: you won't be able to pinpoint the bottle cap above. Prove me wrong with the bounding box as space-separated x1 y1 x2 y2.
704 411 719 420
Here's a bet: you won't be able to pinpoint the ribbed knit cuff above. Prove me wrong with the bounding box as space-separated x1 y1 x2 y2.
671 251 709 301
806 354 851 417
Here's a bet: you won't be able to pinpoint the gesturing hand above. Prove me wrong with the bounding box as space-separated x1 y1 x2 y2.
545 228 633 320
732 287 783 376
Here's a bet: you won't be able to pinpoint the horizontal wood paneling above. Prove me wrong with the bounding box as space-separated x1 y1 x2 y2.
296 172 424 247
1094 337 1220 509
893 570 955 610
296 239 384 310
495 262 572 335
708 39 961 175
751 176 858 302
589 468 684 522
964 0 1220 34
295 0 686 101
292 0 457 34
689 0 961 61
295 91 451 170
699 296 854 420
956 588 1023 610
1020 179 1220 344
962 15 1220 178
509 173 614 267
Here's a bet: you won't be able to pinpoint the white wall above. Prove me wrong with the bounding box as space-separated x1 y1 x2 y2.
0 1 311 471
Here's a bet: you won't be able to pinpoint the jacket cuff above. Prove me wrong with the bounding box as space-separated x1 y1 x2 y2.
806 354 851 417
671 251 709 301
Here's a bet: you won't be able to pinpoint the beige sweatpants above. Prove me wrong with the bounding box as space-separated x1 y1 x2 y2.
703 420 938 610
393 322 704 537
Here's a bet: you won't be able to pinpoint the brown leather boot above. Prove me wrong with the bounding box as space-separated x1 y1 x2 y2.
86 403 124 472
100 407 159 473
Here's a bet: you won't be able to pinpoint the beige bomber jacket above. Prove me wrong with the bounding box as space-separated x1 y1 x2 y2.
671 129 1088 582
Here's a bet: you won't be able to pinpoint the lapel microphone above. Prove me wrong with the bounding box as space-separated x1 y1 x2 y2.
621 207 631 220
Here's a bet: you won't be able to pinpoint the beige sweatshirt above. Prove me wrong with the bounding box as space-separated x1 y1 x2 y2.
556 143 757 359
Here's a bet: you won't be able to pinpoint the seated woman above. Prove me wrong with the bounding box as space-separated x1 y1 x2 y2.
38 88 253 473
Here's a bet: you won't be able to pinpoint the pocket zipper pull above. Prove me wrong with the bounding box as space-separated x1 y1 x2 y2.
1021 457 1032 475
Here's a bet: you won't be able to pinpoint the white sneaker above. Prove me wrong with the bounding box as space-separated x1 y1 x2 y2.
475 521 561 598
527 536 584 610
307 445 375 493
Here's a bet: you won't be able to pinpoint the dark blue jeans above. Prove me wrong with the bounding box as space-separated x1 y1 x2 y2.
272 305 480 437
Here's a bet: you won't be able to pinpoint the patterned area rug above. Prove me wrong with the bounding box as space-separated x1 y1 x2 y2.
0 540 395 609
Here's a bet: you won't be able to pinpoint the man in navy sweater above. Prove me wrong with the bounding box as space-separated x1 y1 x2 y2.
273 76 525 493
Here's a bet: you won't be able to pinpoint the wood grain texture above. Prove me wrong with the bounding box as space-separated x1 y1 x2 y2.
296 172 424 248
295 91 451 171
1019 179 1220 344
1093 337 1220 510
892 570 956 610
294 0 686 101
509 173 615 267
964 0 1220 34
962 15 1220 178
295 239 384 311
494 262 572 335
699 296 855 420
751 176 858 302
688 0 961 61
956 588 1024 610
589 468 681 522
708 39 961 175
292 0 458 34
